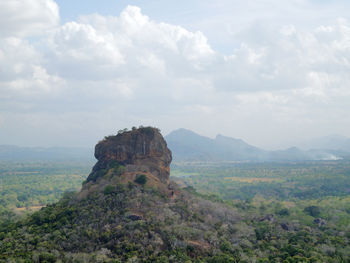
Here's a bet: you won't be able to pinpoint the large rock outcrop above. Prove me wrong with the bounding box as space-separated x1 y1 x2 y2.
84 127 172 190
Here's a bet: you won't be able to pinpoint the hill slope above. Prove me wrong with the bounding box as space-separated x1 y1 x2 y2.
1 127 349 262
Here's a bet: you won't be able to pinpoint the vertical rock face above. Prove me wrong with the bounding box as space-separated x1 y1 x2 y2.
86 127 172 185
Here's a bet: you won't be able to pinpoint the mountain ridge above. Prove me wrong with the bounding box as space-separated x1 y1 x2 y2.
166 128 346 162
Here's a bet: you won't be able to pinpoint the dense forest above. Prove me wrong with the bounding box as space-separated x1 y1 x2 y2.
1 159 350 262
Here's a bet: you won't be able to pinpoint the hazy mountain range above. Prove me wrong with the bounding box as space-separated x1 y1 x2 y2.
297 134 350 152
165 129 350 162
1 128 349 162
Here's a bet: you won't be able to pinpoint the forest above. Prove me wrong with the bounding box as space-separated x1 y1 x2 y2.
1 159 350 262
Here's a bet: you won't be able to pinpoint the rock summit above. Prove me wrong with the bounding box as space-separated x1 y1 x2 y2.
82 127 172 194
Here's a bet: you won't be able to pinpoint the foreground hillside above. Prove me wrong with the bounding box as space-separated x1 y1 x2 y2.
1 182 244 262
1 127 350 262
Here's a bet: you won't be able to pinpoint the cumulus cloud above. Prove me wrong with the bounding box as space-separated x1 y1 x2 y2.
46 6 215 81
0 0 59 37
40 5 218 115
0 37 64 104
0 0 63 105
1 3 350 148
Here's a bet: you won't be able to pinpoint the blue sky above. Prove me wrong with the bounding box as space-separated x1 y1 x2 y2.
1 0 350 149
55 0 350 53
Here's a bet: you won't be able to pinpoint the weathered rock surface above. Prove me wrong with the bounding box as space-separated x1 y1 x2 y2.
85 127 172 186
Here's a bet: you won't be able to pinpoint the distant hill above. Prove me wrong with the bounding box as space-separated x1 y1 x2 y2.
0 145 94 161
165 128 266 161
298 135 350 152
166 129 345 162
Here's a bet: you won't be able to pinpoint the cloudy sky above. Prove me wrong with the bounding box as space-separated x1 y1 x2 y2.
1 0 350 149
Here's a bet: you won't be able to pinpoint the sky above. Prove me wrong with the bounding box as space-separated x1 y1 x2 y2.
1 0 350 149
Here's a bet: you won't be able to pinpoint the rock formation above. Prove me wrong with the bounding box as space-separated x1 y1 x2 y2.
0 126 243 262
81 127 172 195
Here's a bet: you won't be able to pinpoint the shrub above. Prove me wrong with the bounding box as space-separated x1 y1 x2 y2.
304 206 321 217
207 254 236 263
38 252 57 263
103 185 115 195
135 174 147 185
277 208 290 216
109 160 120 169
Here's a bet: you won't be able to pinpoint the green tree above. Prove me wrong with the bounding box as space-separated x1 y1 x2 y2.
135 175 147 185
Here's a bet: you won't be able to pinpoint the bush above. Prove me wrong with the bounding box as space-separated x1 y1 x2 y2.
304 206 321 217
277 208 290 216
103 185 115 195
135 174 147 185
109 160 120 169
207 254 236 263
38 252 57 263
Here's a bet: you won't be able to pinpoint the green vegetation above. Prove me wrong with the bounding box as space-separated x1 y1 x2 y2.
106 126 160 138
303 205 321 217
0 182 242 262
172 160 350 262
1 160 350 261
0 161 90 223
85 160 125 183
134 174 147 185
172 160 350 200
103 185 115 195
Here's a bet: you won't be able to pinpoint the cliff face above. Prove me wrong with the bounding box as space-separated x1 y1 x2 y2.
85 127 172 188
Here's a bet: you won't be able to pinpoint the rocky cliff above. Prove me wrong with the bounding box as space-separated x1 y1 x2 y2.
81 127 172 195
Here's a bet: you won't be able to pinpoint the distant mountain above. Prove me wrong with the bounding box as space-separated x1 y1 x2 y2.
0 145 94 161
165 129 266 161
298 135 350 152
166 129 345 162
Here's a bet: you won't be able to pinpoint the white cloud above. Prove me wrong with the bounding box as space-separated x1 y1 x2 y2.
0 37 64 100
2 3 350 148
46 6 215 82
0 0 59 37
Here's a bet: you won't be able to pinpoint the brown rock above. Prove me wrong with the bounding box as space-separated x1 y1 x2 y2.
86 127 172 185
